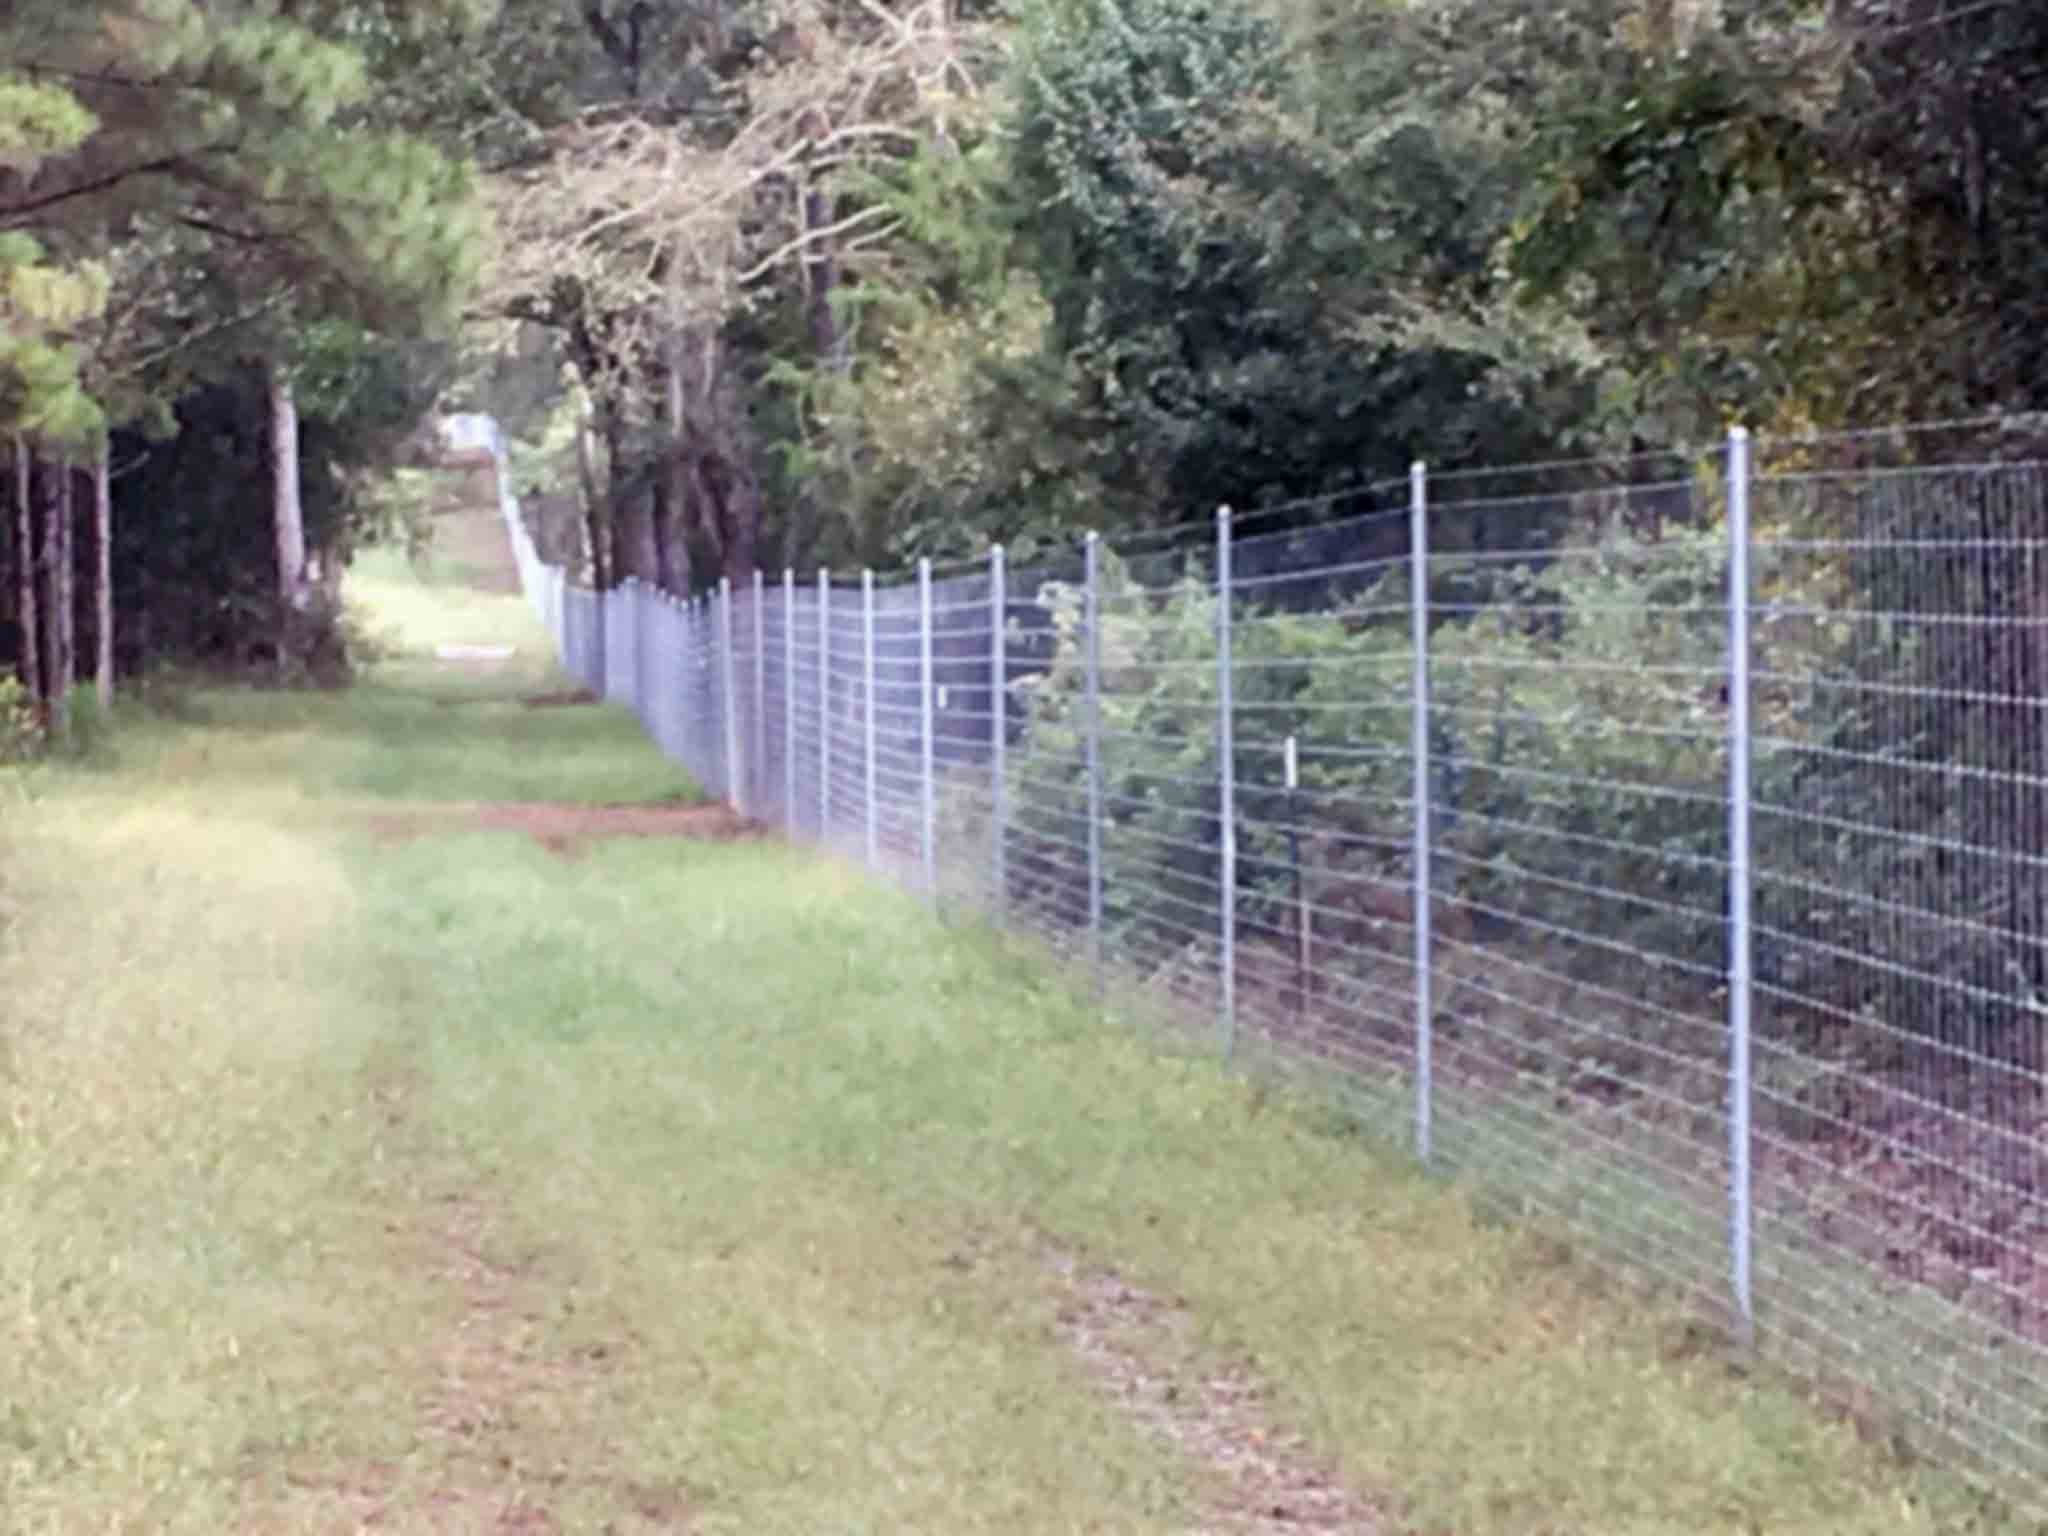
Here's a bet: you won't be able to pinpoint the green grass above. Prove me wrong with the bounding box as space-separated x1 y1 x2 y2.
0 548 2033 1533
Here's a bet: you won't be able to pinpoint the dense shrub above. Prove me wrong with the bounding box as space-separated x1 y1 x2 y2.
1001 552 1409 970
1430 527 1736 984
1000 528 1757 1011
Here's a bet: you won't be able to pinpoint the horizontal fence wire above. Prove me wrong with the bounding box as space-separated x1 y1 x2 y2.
491 422 2048 1515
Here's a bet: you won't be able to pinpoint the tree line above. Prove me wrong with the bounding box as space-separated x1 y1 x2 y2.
4 0 2044 744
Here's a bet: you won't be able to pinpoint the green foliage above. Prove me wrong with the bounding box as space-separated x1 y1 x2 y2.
1010 0 1288 352
0 217 109 441
355 467 441 562
1002 552 1409 963
1001 525 1747 996
103 363 433 675
1432 526 1735 974
0 674 40 762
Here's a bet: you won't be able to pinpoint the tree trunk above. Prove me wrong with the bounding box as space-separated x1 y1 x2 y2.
786 176 846 571
804 180 842 372
57 458 73 713
720 463 762 586
94 445 112 712
678 328 764 587
12 436 38 712
270 362 307 609
40 453 73 742
601 396 658 584
657 343 691 594
572 394 609 589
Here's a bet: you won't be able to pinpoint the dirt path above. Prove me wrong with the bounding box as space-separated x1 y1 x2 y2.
250 1058 694 1534
1047 1246 1382 1534
368 799 762 857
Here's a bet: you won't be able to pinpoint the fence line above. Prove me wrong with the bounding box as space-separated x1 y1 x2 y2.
486 415 2048 1512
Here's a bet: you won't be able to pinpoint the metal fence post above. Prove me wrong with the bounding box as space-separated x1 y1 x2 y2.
752 569 767 820
991 545 1007 915
623 578 636 716
863 568 878 870
721 576 742 815
686 595 698 773
784 568 797 831
1085 532 1104 985
818 570 830 840
1726 424 1756 1341
919 558 938 899
1217 507 1236 1057
1411 461 1433 1164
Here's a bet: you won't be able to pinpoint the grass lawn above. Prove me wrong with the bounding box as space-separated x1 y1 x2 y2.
0 548 2027 1533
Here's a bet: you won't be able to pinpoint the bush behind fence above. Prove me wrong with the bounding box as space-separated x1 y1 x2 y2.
482 412 2048 1512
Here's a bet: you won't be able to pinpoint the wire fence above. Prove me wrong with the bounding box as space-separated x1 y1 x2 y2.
487 414 2048 1512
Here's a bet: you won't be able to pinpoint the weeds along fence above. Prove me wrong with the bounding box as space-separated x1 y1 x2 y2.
490 414 2048 1510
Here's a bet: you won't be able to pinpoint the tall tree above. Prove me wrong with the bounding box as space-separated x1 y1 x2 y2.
271 364 307 611
2 0 484 691
91 445 109 712
475 0 975 586
10 438 37 710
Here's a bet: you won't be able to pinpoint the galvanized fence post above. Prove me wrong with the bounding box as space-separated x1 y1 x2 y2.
1411 461 1433 1164
707 592 720 794
753 569 766 821
784 568 797 832
721 576 743 814
1085 533 1104 986
863 568 878 870
920 558 938 899
647 581 658 727
818 570 830 841
685 595 698 772
623 579 637 716
991 545 1007 915
1726 424 1756 1341
1217 507 1236 1057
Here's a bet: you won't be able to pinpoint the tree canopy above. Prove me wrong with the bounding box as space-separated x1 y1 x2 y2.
7 0 2047 712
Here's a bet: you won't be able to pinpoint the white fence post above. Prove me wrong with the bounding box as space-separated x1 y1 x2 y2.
991 545 1007 916
1217 507 1236 1057
720 576 742 815
1727 424 1756 1341
1085 533 1104 986
1410 461 1433 1164
863 568 878 870
752 569 766 821
784 568 797 832
818 570 831 840
920 558 938 899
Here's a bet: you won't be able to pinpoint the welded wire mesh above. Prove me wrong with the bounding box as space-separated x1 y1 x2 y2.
495 422 2048 1513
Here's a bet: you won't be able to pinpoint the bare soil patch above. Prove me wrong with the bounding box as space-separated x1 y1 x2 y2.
368 800 763 857
265 1198 693 1532
248 1061 695 1532
520 688 600 709
1046 1244 1380 1534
